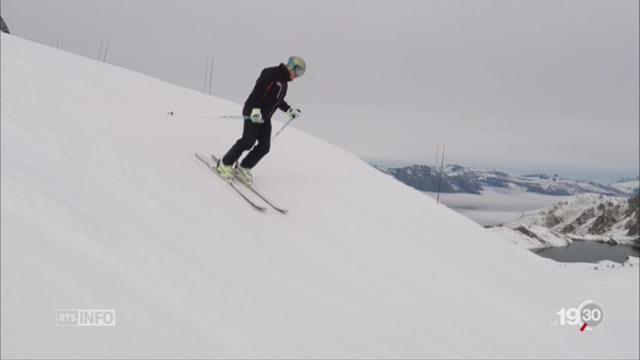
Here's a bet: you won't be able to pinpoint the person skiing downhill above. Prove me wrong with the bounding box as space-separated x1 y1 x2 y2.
217 56 306 184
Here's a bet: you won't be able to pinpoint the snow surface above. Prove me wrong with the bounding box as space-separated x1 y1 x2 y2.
488 226 571 249
507 193 637 245
1 33 638 359
470 169 625 196
611 178 640 195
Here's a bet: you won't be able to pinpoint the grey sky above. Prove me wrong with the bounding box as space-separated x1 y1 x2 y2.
1 0 638 182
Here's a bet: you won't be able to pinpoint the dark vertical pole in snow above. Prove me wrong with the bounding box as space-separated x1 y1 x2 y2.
98 37 105 60
436 144 446 204
204 58 210 93
102 38 110 63
208 56 214 95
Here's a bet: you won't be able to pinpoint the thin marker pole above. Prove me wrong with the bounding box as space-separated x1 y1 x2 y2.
102 38 110 62
204 58 209 93
208 56 214 95
436 144 446 204
98 37 105 59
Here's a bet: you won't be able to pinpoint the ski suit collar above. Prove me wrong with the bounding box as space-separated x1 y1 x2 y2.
278 63 293 82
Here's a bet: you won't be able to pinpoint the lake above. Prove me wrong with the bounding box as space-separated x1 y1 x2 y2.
532 240 639 264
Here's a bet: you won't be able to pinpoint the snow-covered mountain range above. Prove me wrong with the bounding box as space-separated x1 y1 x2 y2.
490 194 639 249
2 33 638 358
379 164 629 196
611 177 640 196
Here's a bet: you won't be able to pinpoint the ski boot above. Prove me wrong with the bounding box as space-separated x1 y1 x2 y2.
234 166 253 185
216 161 234 180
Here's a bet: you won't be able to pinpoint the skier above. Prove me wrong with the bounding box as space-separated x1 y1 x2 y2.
217 56 306 184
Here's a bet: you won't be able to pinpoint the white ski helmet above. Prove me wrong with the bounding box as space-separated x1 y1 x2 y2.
287 56 306 77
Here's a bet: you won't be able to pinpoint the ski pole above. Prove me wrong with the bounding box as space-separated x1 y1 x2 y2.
220 115 250 120
272 117 295 139
220 115 297 139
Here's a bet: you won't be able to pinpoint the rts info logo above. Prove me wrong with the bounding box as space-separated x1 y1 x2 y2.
56 309 116 327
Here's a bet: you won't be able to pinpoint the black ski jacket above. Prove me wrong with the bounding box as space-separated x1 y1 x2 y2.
242 63 292 121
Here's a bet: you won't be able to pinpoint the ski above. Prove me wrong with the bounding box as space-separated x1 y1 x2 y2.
194 153 267 212
211 154 288 214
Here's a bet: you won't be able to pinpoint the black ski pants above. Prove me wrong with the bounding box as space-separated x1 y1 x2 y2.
222 119 272 169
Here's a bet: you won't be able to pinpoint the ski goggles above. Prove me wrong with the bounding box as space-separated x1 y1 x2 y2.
292 64 305 77
288 57 306 77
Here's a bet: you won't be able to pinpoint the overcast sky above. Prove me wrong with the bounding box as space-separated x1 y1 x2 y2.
1 0 638 182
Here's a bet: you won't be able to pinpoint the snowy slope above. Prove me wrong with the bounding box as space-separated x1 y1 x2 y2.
502 194 639 247
1 33 638 358
611 178 640 195
488 225 571 249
